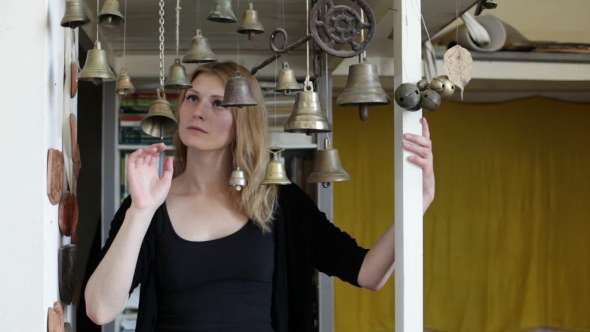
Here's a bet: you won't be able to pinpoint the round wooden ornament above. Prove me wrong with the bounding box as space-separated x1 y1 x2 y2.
58 193 78 237
47 149 64 205
70 62 78 98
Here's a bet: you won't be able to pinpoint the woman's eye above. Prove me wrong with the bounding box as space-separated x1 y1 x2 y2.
213 100 224 107
186 95 198 102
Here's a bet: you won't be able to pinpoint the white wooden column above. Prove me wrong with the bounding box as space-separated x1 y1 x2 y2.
393 0 424 331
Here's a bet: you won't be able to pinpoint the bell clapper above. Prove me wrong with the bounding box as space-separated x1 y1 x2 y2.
322 182 331 188
359 104 369 121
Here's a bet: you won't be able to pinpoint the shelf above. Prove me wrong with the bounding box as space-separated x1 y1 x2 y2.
118 144 175 151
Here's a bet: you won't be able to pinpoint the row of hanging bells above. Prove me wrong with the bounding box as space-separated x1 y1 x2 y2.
61 0 124 29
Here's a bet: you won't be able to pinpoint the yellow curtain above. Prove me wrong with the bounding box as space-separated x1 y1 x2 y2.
332 97 590 332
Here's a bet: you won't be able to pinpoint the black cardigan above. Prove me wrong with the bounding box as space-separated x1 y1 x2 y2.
97 183 369 332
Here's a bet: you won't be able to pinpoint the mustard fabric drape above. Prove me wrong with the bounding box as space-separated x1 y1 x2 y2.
332 97 590 332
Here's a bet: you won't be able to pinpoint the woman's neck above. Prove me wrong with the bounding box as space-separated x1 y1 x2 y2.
175 146 234 195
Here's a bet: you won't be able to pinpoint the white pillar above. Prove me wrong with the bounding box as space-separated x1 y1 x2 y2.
393 0 424 331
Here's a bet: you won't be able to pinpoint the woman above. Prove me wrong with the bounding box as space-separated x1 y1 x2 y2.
85 61 436 332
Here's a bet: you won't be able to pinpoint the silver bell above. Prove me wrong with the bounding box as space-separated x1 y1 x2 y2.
229 167 248 191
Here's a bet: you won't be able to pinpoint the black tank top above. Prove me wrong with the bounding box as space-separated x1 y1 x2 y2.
155 204 275 331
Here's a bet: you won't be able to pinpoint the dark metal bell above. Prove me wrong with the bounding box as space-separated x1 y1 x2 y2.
417 79 429 91
140 88 179 138
115 68 136 96
261 148 291 185
60 0 90 29
207 0 237 23
164 58 193 90
394 83 421 110
307 138 350 188
437 75 455 99
98 0 125 28
420 89 442 112
237 2 265 41
229 167 248 191
336 62 391 121
220 72 258 108
284 88 332 135
182 29 218 63
78 41 116 85
275 62 302 95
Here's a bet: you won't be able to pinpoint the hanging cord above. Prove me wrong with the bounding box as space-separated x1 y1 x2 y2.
304 0 310 87
123 0 127 67
175 0 181 58
96 0 99 41
158 0 165 88
237 0 240 71
197 0 200 29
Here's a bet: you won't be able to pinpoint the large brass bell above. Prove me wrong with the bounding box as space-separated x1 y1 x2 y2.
419 89 441 112
436 75 455 99
229 167 248 191
140 88 179 138
60 0 90 29
98 0 125 28
207 0 237 23
164 59 193 90
261 147 291 185
394 83 421 111
237 2 265 41
307 138 350 188
115 68 135 96
284 82 332 135
182 30 218 63
275 62 302 95
336 62 391 121
78 41 116 85
220 71 258 108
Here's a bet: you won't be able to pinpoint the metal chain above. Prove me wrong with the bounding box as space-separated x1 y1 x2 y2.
159 0 165 88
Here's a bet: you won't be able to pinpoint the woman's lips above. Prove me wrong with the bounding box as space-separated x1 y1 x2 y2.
188 126 207 133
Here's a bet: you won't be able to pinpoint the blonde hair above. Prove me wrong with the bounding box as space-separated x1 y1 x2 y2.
173 61 278 231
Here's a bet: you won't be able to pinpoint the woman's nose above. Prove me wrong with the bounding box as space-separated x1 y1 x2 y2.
193 102 207 119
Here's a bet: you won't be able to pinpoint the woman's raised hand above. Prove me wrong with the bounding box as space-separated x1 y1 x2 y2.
402 117 435 214
127 143 174 213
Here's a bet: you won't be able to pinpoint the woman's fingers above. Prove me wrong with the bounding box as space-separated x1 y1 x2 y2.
421 117 430 140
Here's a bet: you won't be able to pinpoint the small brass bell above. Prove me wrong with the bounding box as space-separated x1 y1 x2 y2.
60 0 90 29
229 167 248 191
115 68 135 96
336 62 392 121
182 29 218 63
307 138 350 188
394 83 421 110
429 77 445 93
164 58 193 90
237 2 265 41
220 71 258 108
275 62 302 95
98 0 125 28
207 0 237 23
261 147 291 185
419 89 441 112
78 41 116 85
284 82 332 135
436 75 455 99
140 88 179 138
417 79 429 91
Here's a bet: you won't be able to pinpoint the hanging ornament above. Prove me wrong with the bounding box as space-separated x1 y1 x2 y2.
419 89 441 112
229 166 248 191
284 78 332 135
275 62 302 95
115 0 135 96
436 75 455 99
98 0 125 28
237 1 265 41
261 147 291 185
443 44 473 100
207 0 237 23
394 83 421 111
165 1 192 90
307 137 350 188
60 0 90 29
183 29 218 63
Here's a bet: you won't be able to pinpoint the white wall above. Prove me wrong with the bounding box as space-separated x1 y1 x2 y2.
0 0 75 330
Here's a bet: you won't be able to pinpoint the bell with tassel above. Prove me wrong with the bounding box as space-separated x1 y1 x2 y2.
275 62 302 95
140 88 179 138
78 41 116 85
336 61 392 121
207 0 237 23
237 2 265 41
261 147 291 185
229 167 248 191
98 0 125 28
284 81 332 135
220 71 258 108
115 68 135 96
182 29 218 63
164 59 193 90
307 138 350 188
60 0 90 29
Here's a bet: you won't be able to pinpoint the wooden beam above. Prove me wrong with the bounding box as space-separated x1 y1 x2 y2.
393 0 424 331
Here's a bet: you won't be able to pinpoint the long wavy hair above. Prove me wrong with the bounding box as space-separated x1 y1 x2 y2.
173 61 278 231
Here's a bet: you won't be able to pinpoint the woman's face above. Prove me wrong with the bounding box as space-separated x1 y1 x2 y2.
178 73 235 152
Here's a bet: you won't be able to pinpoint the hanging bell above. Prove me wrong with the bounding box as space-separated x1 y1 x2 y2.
229 166 248 191
98 0 125 28
394 83 421 111
336 62 392 121
115 68 135 96
182 29 218 63
436 75 455 99
261 147 291 185
307 138 350 188
275 62 302 95
416 79 429 91
207 0 237 23
164 58 193 90
140 88 179 138
220 71 258 108
429 77 445 93
284 81 332 135
60 0 90 29
419 89 441 112
78 41 116 85
237 2 265 41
